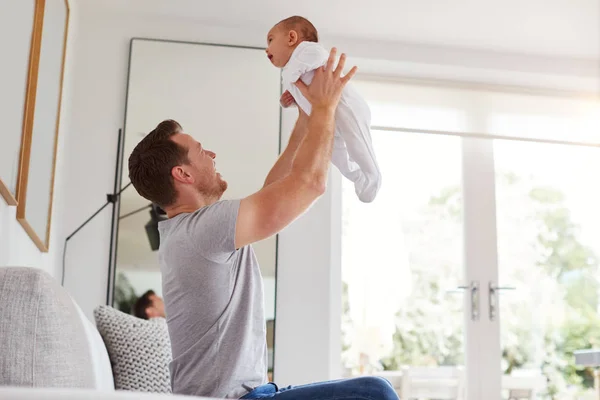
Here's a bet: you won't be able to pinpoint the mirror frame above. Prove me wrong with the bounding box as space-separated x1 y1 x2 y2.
15 0 70 252
107 37 283 304
0 0 42 206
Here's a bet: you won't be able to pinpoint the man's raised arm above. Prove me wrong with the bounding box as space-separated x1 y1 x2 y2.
262 107 309 188
235 49 357 249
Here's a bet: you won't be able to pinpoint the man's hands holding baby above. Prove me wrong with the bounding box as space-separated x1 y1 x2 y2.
294 48 357 112
280 49 357 112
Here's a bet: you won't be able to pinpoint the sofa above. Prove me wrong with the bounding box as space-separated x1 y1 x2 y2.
0 267 217 399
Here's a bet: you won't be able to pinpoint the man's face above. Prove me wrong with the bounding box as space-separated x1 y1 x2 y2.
147 294 166 318
171 133 228 198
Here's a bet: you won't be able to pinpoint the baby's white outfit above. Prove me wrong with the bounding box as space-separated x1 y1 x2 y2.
281 41 381 203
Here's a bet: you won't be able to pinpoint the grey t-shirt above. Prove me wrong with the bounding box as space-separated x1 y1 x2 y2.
158 199 268 399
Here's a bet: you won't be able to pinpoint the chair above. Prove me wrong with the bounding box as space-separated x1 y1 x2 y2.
400 366 465 400
502 372 547 400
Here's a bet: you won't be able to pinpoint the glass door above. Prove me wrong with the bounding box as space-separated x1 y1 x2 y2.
341 78 600 400
493 139 600 400
339 130 600 399
341 129 472 399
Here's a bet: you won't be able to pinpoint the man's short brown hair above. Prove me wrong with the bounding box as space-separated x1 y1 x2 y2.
277 16 318 43
132 290 155 320
128 119 187 208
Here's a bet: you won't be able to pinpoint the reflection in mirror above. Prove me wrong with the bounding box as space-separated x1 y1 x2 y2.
112 39 281 377
0 0 37 205
16 0 69 252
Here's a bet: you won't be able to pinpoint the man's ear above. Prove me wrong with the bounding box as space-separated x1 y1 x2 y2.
145 307 158 319
172 165 194 184
288 30 299 46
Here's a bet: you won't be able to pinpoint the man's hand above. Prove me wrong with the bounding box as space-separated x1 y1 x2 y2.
280 90 296 108
294 48 357 111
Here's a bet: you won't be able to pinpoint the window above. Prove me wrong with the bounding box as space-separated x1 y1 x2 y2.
341 78 600 399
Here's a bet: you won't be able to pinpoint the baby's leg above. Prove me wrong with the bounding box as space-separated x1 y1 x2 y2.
334 103 381 203
287 71 374 195
331 134 362 182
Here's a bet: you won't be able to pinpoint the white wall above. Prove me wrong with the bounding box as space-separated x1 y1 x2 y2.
58 2 597 386
0 0 78 279
273 108 343 384
0 201 61 275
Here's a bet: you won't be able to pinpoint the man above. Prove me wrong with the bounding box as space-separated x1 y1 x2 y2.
132 290 166 320
128 48 398 400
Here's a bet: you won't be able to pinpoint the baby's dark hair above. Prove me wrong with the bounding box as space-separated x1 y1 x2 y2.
277 16 318 43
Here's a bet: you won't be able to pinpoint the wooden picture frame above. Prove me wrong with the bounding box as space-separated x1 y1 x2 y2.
15 0 69 252
0 1 40 205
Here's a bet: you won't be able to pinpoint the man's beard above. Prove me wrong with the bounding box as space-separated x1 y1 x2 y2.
200 176 227 200
218 177 228 194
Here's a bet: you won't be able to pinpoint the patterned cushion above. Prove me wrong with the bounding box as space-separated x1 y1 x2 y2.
93 305 172 393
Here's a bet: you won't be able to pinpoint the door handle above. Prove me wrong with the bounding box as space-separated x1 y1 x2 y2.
448 281 480 321
489 282 516 321
469 281 480 321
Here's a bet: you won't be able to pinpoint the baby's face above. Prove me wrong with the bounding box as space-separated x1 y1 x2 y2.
266 25 296 68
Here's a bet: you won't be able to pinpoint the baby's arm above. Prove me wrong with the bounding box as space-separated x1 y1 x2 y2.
283 43 330 84
280 90 296 108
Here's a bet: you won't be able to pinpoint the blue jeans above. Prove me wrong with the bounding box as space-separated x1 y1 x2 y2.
240 377 399 400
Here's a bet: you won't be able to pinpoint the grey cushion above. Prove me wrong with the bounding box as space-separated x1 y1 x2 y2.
93 305 172 393
0 267 95 388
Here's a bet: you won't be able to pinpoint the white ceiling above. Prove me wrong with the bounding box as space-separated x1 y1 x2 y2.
86 0 599 59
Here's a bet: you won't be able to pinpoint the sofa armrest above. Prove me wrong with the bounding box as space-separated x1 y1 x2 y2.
0 387 219 400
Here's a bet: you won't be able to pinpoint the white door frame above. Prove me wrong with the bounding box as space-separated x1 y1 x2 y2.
462 137 502 399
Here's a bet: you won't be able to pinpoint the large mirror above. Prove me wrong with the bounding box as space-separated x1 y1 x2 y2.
112 38 281 377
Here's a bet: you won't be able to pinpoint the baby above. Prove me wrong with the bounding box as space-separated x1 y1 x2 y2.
266 16 382 203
